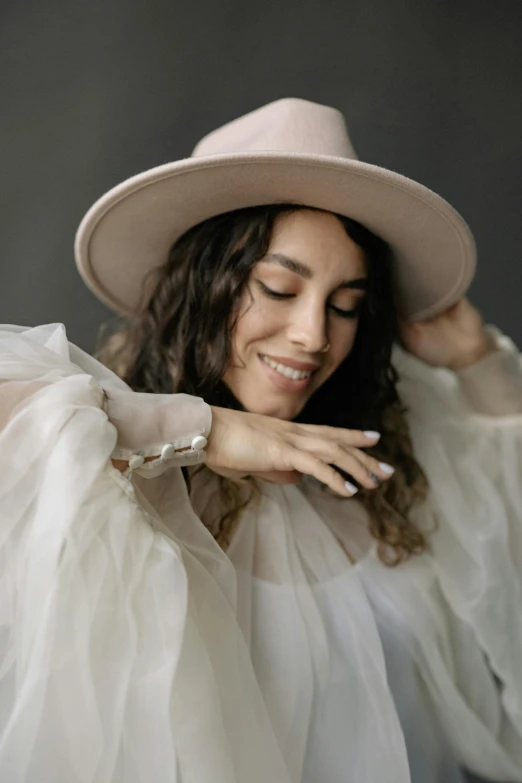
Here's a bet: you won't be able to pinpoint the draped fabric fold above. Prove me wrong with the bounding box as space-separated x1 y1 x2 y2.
189 332 522 782
1 322 522 783
0 324 291 783
394 337 522 779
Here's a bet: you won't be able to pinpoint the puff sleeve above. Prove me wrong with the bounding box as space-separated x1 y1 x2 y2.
0 324 291 783
394 327 522 778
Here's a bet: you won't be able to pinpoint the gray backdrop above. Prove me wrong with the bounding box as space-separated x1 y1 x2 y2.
1 0 521 352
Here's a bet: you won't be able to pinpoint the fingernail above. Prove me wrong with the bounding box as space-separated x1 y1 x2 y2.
379 462 395 475
344 480 358 495
364 431 381 440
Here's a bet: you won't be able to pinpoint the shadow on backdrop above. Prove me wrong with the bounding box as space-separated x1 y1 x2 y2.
0 0 521 351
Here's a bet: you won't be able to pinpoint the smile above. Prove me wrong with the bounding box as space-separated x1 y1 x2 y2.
257 353 315 394
260 355 314 380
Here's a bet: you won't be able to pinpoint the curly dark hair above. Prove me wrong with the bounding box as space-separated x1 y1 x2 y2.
99 204 430 565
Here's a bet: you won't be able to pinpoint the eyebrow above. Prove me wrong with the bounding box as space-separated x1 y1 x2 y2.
262 252 368 291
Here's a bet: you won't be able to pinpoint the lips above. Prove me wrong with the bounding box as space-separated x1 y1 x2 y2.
260 354 320 372
258 354 316 392
261 355 312 380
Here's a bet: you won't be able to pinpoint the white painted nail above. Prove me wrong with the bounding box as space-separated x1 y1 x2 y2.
344 480 358 495
364 431 381 440
379 462 395 475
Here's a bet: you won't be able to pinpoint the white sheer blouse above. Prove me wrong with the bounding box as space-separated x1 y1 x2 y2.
0 322 521 783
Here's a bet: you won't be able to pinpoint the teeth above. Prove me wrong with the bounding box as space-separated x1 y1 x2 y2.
261 355 313 380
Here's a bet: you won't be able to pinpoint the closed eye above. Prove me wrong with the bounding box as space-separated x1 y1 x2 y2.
258 281 363 319
329 304 363 319
257 281 293 300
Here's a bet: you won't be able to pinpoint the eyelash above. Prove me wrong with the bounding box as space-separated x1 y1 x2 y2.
258 282 362 319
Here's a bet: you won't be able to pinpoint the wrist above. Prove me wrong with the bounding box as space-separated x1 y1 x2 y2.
446 332 498 371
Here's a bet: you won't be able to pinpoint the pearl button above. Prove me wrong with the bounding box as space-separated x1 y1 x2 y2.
128 454 145 470
161 443 177 460
190 435 208 451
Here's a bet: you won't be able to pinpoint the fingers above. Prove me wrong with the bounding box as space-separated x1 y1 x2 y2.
339 444 395 489
295 423 382 449
206 407 395 496
289 450 358 498
289 434 394 492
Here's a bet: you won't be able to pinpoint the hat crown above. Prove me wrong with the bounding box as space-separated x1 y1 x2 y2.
192 98 359 160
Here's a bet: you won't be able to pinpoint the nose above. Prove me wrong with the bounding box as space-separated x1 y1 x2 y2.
286 299 328 354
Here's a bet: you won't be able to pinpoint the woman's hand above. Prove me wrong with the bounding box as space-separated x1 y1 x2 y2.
398 297 497 371
206 406 395 497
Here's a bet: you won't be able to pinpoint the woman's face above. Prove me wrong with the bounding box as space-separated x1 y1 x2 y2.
222 209 368 420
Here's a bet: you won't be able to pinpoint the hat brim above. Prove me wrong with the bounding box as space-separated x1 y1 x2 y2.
75 152 476 320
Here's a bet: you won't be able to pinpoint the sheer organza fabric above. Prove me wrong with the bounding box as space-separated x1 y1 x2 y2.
1 323 522 783
0 325 290 783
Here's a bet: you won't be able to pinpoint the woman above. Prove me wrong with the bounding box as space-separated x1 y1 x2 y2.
1 98 522 783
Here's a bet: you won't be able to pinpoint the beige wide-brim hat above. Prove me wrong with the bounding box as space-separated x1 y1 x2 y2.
75 98 476 321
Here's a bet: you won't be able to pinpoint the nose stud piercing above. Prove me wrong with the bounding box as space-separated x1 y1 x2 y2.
320 342 330 353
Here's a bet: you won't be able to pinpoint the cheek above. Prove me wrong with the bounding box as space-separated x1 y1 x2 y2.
231 297 283 355
331 319 359 362
318 321 359 385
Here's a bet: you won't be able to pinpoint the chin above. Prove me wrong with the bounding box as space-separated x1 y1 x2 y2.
231 380 308 420
248 398 304 421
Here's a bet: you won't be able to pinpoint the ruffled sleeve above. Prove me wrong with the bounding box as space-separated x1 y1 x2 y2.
394 326 522 777
0 324 291 783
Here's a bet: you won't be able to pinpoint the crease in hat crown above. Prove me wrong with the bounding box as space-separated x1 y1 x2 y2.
191 98 359 160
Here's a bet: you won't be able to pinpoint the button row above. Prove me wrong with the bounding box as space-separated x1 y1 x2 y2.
160 434 208 461
126 435 208 472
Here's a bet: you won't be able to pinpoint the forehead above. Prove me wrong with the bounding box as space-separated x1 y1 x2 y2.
267 209 367 278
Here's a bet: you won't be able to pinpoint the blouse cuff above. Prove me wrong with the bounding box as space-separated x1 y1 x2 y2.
455 342 522 417
104 387 212 475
